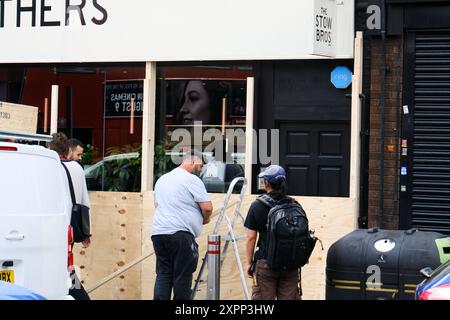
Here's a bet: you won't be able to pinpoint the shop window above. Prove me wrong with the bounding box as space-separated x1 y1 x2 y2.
0 64 145 192
154 64 252 193
85 66 145 192
1 64 252 194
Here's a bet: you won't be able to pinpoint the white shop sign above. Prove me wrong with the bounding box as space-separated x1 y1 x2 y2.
0 0 353 62
313 0 337 57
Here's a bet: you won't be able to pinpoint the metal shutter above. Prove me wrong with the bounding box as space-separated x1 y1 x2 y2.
411 33 450 234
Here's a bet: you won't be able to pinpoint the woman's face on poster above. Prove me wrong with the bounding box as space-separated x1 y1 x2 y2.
178 80 211 125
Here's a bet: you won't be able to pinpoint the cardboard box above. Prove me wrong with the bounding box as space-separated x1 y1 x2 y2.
0 101 38 134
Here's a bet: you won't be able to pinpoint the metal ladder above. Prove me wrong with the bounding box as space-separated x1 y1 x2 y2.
191 177 250 300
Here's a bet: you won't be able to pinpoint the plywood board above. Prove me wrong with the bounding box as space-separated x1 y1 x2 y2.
73 192 143 300
141 191 155 300
141 193 356 300
0 101 38 134
83 192 356 300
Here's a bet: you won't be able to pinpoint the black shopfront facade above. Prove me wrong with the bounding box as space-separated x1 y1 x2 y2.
357 0 450 233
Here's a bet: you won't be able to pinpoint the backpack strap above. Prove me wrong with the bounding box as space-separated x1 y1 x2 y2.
257 194 296 207
256 194 277 208
61 161 76 206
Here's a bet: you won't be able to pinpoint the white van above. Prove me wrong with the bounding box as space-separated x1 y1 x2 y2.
0 140 71 299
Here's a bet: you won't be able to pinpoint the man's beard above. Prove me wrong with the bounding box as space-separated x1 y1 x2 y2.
192 164 202 177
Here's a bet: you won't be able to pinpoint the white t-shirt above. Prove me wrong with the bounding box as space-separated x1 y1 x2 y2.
61 161 91 229
151 167 209 238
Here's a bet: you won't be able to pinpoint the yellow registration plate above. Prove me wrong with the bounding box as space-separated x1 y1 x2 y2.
0 270 14 284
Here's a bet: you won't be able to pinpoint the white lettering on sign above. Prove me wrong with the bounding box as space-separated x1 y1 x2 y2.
110 93 143 102
312 0 336 57
366 4 381 30
113 100 143 113
104 81 144 117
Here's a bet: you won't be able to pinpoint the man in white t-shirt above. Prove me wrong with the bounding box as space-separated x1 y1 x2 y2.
48 132 91 300
151 150 213 300
48 132 91 248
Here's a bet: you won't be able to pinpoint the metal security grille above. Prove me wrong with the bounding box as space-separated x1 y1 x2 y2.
410 33 450 234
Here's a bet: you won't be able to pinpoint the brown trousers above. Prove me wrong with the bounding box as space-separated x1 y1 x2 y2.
251 259 302 300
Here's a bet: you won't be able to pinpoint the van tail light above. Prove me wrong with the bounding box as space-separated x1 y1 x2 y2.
68 251 74 270
0 146 17 151
68 225 74 245
68 226 74 269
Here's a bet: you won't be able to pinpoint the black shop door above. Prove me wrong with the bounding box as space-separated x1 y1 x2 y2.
278 121 350 196
254 60 351 196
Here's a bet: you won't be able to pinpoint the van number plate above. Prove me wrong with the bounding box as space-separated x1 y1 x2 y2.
0 270 14 283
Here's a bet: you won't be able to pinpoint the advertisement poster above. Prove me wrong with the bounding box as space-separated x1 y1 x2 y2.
164 79 246 127
104 80 144 118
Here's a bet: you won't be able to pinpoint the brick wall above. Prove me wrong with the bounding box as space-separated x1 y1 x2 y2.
367 36 403 229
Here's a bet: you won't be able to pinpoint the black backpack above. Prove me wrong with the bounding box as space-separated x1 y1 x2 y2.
257 194 317 270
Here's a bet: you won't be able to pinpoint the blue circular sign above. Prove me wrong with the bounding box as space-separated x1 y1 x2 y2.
331 66 352 89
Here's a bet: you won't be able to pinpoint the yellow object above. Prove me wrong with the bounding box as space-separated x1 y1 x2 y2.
0 270 14 284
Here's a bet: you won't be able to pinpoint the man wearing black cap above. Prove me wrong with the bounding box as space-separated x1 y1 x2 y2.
244 165 302 300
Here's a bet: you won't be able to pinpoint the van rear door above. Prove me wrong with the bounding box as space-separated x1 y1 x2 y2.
0 143 70 299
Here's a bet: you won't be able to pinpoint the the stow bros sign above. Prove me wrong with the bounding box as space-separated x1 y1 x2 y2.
104 81 143 118
313 0 336 57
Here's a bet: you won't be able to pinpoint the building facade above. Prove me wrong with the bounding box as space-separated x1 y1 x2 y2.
357 0 450 234
1 1 359 205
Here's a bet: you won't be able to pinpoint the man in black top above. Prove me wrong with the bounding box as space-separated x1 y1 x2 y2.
244 165 302 300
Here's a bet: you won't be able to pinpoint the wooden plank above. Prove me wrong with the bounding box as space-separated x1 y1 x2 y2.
141 191 155 300
73 192 143 300
244 77 255 195
295 196 356 300
141 62 157 192
349 31 364 229
50 85 59 134
0 101 38 134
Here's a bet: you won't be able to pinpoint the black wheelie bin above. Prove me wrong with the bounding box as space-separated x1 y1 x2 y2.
326 228 450 300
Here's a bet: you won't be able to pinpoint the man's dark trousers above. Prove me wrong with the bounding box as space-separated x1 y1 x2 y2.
151 231 199 300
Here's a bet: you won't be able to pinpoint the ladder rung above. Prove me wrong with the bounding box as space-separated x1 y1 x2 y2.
222 235 246 241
